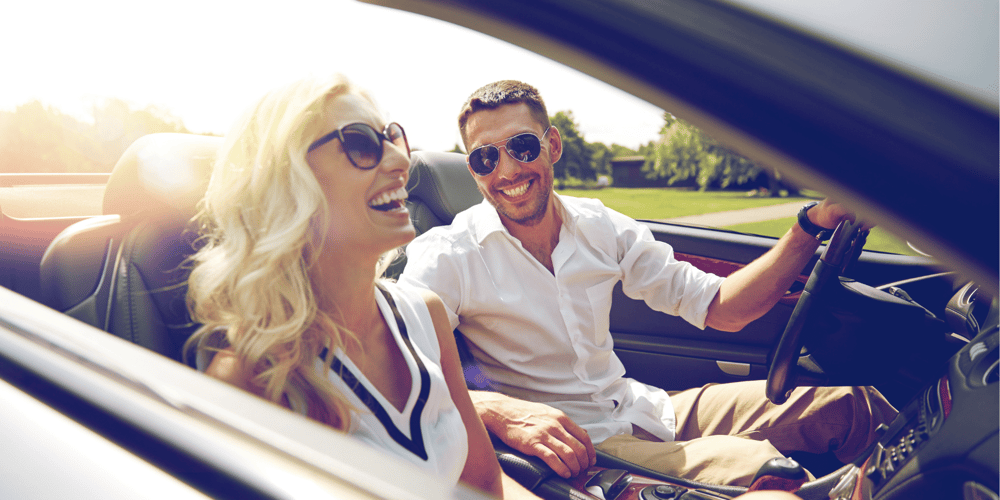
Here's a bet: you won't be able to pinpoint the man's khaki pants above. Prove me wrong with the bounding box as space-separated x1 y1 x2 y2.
595 381 896 486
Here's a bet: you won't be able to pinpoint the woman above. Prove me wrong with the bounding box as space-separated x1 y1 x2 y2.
184 74 536 499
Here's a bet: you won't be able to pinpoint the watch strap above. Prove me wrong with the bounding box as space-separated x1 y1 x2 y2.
797 202 832 241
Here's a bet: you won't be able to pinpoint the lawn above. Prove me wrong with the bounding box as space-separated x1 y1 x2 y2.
723 217 921 256
557 187 919 256
557 187 809 220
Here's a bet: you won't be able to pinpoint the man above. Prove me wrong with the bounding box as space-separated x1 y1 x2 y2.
399 80 894 486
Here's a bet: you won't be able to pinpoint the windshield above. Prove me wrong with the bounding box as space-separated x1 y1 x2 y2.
2 0 993 257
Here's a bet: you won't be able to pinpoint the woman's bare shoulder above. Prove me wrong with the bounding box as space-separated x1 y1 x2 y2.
415 288 450 324
205 349 256 393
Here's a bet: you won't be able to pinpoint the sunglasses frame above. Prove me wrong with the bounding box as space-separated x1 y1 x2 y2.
467 126 551 176
307 122 410 170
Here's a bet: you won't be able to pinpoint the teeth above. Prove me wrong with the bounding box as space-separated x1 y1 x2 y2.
368 186 408 208
502 182 529 197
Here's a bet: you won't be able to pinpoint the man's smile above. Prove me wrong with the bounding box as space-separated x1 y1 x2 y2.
499 179 532 198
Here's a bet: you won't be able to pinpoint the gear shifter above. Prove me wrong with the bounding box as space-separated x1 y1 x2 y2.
585 469 632 500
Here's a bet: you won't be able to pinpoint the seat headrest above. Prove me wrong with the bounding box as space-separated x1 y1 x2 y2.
407 151 482 225
103 136 482 228
103 133 223 217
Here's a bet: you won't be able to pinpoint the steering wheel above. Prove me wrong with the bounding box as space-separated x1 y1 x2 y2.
766 218 868 404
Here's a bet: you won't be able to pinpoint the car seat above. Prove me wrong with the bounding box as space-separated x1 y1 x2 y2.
384 150 482 278
38 133 221 364
38 134 480 363
405 150 482 236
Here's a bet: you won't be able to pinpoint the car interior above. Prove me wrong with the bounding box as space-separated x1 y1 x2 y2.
17 131 996 500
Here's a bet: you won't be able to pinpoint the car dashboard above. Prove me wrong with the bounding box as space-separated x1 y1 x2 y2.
840 309 998 500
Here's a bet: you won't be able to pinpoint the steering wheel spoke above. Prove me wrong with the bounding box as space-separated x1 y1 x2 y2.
766 219 867 404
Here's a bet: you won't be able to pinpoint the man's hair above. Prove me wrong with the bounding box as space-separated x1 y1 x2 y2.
457 80 550 149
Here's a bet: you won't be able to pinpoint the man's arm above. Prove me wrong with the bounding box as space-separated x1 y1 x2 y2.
705 199 859 332
470 390 596 479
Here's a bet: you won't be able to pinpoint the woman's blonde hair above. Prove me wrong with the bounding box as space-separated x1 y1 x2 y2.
185 74 397 429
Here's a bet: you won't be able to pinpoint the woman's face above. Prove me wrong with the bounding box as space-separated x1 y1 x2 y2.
306 92 414 259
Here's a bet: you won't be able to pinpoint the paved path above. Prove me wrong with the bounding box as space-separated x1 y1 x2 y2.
657 201 803 227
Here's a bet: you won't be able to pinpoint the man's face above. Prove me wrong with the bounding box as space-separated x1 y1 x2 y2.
464 103 561 227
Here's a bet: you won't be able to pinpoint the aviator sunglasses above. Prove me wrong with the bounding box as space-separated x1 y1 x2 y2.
467 127 551 176
308 122 410 169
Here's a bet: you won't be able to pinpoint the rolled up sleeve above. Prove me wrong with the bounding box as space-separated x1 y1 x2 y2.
614 214 724 329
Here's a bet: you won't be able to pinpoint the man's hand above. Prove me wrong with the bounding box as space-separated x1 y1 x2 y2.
471 391 596 478
707 198 873 332
808 199 875 231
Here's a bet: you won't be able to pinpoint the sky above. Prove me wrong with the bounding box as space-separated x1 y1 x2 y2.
2 0 996 152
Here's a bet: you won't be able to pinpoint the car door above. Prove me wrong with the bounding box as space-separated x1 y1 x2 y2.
0 173 107 303
610 220 955 402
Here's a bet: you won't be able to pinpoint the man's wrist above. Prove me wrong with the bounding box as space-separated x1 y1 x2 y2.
797 201 834 241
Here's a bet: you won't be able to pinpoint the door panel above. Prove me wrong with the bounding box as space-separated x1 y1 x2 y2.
616 349 771 392
1 175 107 302
0 214 85 302
611 221 954 392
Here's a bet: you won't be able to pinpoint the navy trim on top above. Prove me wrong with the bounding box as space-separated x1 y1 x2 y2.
328 284 431 461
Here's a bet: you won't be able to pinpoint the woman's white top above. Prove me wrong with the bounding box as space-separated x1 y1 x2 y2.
326 282 468 483
196 281 468 484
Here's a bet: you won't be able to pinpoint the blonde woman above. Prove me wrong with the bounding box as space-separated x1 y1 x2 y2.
185 74 536 499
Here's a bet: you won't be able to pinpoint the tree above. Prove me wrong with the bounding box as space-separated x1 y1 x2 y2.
610 144 639 158
590 142 613 178
0 99 195 174
550 111 595 181
0 101 103 173
647 114 716 187
92 98 191 167
645 112 793 194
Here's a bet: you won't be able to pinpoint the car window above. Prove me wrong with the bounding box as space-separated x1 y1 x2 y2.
3 0 988 256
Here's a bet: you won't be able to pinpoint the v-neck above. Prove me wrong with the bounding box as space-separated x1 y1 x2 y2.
336 289 418 414
328 285 432 460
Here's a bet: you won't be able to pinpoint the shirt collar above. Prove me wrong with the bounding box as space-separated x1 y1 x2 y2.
468 199 508 244
468 192 597 245
553 192 577 232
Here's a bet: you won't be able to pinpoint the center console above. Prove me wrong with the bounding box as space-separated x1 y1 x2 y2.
822 327 999 500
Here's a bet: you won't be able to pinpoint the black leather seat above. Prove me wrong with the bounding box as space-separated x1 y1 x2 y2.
385 150 482 278
39 133 221 364
405 150 482 237
38 134 480 363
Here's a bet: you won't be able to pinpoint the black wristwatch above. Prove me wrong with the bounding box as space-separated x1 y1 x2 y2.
797 202 833 241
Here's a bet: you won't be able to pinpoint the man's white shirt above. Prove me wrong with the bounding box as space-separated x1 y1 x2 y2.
400 193 724 444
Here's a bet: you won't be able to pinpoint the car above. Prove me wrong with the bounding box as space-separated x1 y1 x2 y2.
0 0 995 499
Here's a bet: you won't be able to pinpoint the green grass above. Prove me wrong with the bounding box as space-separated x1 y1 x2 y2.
558 187 810 220
723 217 921 256
557 187 918 256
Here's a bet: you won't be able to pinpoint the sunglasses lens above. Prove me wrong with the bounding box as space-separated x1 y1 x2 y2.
341 125 381 169
385 123 410 156
506 133 542 163
470 146 500 175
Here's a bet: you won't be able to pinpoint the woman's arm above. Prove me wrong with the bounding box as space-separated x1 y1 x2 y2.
420 289 538 500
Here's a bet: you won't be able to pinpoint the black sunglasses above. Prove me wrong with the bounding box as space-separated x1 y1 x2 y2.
308 122 410 169
467 127 551 176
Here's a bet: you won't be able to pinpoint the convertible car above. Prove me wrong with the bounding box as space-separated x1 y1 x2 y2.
0 0 995 499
